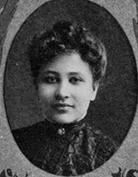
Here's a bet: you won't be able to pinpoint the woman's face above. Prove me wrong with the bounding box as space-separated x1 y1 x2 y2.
37 52 98 124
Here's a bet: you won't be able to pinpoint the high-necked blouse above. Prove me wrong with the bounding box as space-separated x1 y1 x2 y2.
12 119 118 176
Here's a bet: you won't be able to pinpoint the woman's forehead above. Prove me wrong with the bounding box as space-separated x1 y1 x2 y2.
41 52 93 76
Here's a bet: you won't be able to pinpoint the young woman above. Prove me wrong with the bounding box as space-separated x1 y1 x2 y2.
13 21 118 176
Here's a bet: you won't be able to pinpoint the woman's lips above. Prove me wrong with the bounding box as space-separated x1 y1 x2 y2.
54 103 73 107
52 103 74 112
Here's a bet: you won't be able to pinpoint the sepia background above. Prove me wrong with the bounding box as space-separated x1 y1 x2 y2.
0 0 138 177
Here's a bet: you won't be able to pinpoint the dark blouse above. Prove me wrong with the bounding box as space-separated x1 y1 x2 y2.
12 119 118 176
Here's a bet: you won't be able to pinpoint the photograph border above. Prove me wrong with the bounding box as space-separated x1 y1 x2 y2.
0 0 138 177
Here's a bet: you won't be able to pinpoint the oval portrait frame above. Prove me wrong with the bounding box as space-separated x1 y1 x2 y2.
0 0 138 177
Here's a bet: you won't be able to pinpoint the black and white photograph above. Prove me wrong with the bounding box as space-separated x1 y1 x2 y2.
0 0 138 177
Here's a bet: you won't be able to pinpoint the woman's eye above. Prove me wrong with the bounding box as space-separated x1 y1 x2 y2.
43 76 58 84
70 77 83 84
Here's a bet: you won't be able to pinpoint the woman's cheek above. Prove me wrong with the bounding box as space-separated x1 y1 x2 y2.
38 85 55 100
77 91 91 108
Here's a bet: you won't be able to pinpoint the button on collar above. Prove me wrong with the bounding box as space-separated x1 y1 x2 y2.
57 128 65 135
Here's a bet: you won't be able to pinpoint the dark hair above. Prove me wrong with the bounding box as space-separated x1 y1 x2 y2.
28 21 107 85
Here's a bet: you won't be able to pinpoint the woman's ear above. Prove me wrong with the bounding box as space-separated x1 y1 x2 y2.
90 83 99 101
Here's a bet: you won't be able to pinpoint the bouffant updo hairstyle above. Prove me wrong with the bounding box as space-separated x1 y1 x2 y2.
28 21 107 86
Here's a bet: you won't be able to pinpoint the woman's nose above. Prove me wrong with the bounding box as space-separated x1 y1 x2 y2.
55 82 70 100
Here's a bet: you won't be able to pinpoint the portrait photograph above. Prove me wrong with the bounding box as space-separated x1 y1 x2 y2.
0 0 138 177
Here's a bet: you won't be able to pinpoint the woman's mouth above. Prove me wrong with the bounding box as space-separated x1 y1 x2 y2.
52 103 74 112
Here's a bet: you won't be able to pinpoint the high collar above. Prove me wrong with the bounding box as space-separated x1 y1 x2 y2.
44 118 86 137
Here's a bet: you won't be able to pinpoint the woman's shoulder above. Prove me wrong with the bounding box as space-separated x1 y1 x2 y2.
85 123 119 148
83 123 119 165
12 121 50 159
12 121 49 143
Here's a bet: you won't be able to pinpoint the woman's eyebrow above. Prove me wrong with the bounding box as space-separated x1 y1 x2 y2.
69 72 84 76
42 70 59 76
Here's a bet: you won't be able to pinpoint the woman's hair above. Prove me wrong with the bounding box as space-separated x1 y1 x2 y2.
28 21 107 85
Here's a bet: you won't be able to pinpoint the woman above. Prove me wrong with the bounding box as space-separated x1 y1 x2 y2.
12 21 118 176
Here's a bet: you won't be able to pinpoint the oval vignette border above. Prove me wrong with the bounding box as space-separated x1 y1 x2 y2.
0 0 138 177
